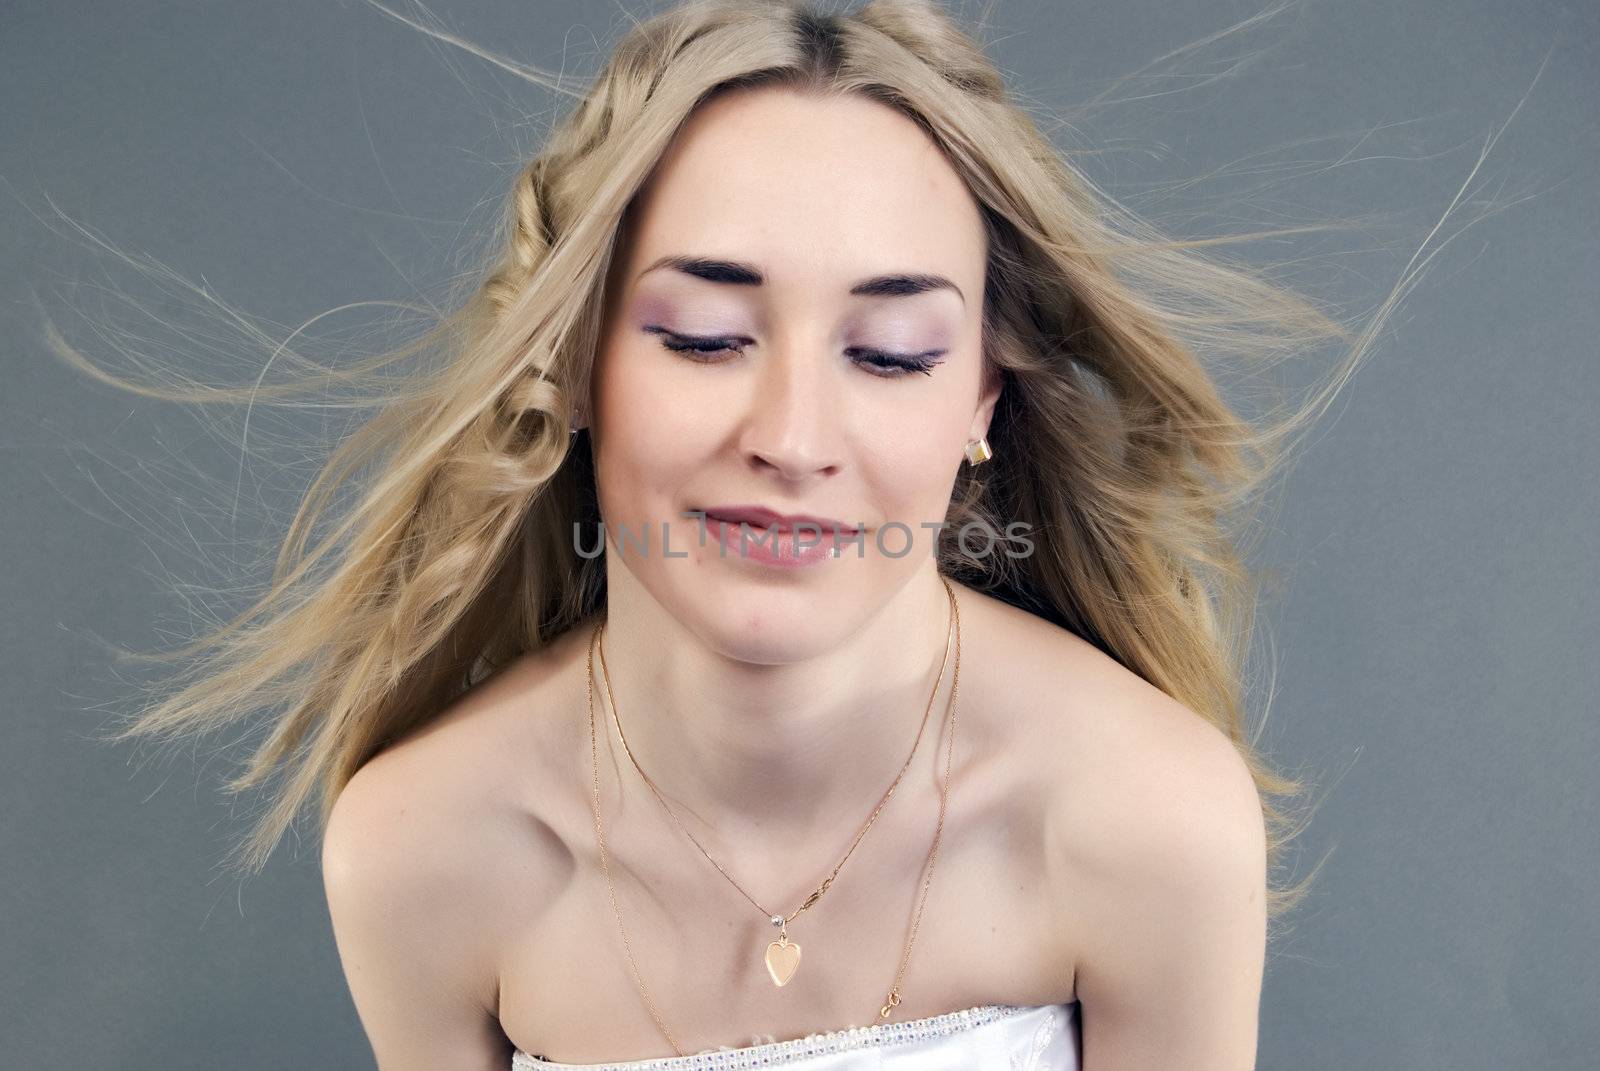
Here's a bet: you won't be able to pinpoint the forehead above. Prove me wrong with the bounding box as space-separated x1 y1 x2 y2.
618 87 986 291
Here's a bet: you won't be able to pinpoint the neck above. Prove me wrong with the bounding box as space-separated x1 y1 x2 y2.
591 563 956 852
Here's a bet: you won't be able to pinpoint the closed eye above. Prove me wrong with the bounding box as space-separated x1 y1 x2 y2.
651 328 750 359
647 327 945 378
845 346 945 377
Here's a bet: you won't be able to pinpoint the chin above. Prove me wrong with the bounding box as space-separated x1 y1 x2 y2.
674 577 863 666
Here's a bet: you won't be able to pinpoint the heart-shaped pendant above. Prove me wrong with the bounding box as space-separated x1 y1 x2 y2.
764 935 802 987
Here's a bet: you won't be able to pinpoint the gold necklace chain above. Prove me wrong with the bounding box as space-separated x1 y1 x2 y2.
595 576 955 945
584 576 964 1056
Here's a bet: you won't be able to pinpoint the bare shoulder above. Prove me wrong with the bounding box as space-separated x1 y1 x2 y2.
1039 643 1266 918
324 626 594 895
320 703 513 1065
979 593 1267 1064
958 585 1260 877
321 626 594 1067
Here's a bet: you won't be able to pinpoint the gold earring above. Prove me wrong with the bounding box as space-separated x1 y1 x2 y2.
963 437 993 466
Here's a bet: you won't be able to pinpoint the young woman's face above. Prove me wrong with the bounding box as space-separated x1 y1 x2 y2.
592 87 998 660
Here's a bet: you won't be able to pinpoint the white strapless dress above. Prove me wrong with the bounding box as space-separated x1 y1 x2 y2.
511 1001 1079 1069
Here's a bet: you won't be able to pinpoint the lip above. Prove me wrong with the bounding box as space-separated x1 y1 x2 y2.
688 504 864 571
695 504 862 535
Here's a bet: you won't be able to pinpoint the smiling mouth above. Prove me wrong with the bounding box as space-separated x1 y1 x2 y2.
688 506 863 535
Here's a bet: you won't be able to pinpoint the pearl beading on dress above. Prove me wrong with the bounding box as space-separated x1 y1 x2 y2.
511 1003 1031 1069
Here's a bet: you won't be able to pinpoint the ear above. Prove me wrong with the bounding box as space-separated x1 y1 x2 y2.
969 363 1003 443
562 386 587 433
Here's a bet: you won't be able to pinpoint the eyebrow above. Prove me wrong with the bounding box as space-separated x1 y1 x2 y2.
637 254 965 306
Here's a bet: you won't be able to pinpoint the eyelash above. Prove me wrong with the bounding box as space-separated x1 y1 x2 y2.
648 328 945 378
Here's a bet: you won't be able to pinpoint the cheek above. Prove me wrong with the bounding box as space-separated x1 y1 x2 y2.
856 408 964 519
593 345 714 512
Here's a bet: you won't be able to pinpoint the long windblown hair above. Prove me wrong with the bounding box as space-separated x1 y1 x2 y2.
48 0 1449 922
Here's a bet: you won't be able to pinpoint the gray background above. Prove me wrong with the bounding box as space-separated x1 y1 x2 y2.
3 1 1595 1067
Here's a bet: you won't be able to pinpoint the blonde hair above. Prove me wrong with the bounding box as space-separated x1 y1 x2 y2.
43 0 1480 923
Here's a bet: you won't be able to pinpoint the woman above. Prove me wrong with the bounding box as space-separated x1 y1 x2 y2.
90 0 1381 1066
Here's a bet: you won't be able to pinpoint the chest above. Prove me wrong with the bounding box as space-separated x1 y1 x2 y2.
494 787 1077 1063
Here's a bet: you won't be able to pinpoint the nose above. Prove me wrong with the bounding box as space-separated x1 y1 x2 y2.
738 333 845 483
